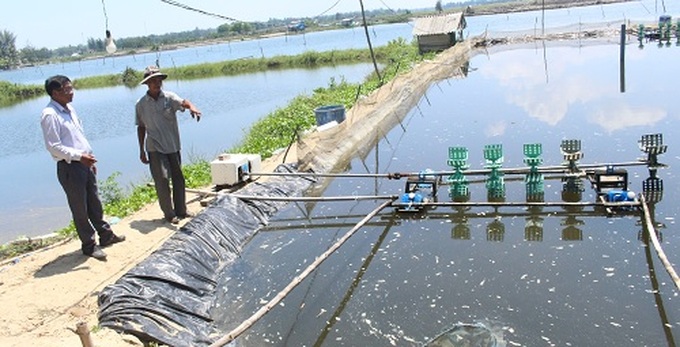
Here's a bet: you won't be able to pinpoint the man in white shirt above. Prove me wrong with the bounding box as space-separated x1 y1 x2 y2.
40 75 125 260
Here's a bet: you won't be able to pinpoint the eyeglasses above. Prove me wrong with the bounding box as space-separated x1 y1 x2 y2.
58 86 75 94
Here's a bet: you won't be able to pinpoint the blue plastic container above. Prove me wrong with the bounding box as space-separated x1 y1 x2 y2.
314 105 346 126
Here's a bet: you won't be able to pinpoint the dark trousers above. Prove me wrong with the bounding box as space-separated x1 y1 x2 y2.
148 151 186 220
57 160 113 254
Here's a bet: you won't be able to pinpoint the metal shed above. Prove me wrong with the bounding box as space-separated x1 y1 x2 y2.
412 12 466 53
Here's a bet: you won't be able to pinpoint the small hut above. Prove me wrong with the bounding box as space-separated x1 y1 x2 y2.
412 12 466 53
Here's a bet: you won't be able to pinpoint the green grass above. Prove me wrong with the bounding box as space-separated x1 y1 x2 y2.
0 81 43 107
2 46 411 101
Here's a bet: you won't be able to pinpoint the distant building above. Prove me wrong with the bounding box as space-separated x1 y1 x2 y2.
341 18 355 27
412 12 466 53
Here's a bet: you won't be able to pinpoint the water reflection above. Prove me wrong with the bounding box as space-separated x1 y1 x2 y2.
486 217 505 242
561 215 585 241
480 44 675 132
640 176 665 242
451 207 471 240
525 205 544 242
638 176 675 345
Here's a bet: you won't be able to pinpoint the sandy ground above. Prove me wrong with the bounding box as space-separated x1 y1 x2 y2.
0 25 622 346
0 150 295 347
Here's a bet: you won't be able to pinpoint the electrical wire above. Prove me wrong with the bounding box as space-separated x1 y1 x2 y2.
315 0 344 18
101 0 109 30
159 0 239 22
378 0 398 13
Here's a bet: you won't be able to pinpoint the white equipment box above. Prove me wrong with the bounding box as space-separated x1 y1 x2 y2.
210 153 262 186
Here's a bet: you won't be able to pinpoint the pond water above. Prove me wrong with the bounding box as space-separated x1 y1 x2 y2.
1 0 677 244
0 23 413 86
0 65 375 244
210 41 680 346
0 0 674 85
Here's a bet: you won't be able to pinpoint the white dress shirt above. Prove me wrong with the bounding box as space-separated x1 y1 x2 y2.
40 99 93 162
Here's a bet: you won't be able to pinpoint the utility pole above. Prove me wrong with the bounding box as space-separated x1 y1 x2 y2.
359 0 383 85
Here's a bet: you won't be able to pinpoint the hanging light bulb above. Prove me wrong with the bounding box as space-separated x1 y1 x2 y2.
105 30 117 54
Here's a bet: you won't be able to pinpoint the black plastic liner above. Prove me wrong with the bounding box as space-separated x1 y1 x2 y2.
98 164 315 346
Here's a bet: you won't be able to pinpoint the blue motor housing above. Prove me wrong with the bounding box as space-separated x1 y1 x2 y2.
606 190 636 202
401 192 424 203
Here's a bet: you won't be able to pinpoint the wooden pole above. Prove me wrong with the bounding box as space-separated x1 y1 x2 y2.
209 199 396 347
620 23 626 93
639 194 680 291
359 0 382 84
75 322 94 347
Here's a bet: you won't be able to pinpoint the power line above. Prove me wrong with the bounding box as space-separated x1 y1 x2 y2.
378 0 398 13
315 0 344 17
159 0 239 22
101 0 110 30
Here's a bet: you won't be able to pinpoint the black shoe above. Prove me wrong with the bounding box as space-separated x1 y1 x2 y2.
177 212 195 220
101 234 126 247
84 246 107 260
166 216 180 224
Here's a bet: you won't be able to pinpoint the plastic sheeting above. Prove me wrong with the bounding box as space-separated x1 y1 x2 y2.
98 164 316 346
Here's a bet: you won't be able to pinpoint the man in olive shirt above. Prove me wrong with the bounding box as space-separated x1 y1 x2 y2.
136 66 202 224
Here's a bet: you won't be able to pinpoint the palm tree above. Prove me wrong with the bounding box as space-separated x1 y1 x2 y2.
0 30 19 69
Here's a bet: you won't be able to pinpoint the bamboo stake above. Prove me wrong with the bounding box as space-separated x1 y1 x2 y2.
639 194 680 291
209 198 396 347
598 195 613 215
75 322 94 347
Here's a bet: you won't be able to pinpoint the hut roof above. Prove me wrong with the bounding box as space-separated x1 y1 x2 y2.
412 12 465 37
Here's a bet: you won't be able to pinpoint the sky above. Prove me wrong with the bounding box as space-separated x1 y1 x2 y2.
0 0 443 49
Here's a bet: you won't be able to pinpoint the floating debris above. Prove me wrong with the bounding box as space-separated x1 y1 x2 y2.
424 321 507 347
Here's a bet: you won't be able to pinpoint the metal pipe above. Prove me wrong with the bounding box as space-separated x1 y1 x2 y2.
230 193 640 209
391 201 641 208
248 160 649 180
228 194 398 202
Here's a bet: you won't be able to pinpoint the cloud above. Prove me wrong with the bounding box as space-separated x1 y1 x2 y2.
588 104 666 133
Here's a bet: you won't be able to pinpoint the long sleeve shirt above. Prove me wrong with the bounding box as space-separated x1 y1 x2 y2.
40 99 93 163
